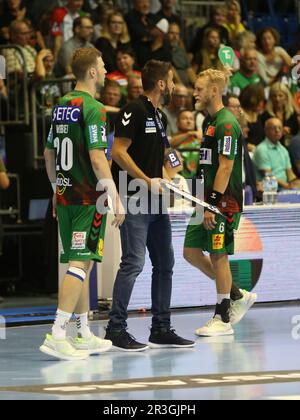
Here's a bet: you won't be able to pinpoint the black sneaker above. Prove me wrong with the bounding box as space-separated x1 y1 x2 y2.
104 328 148 352
148 327 196 349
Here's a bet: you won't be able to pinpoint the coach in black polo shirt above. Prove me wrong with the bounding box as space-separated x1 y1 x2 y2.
105 60 195 351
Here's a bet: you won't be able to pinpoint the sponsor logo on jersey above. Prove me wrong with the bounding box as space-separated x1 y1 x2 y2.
52 106 81 123
206 126 216 137
56 173 72 195
224 123 233 136
71 232 87 250
199 148 212 164
89 124 98 144
101 126 107 143
212 234 224 250
56 125 69 134
223 136 232 155
98 239 104 258
234 138 238 155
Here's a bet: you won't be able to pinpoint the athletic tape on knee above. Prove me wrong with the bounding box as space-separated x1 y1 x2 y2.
67 267 87 282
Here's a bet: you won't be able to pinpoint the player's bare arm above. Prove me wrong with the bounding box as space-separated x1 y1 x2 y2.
89 149 125 228
204 155 234 231
44 147 57 219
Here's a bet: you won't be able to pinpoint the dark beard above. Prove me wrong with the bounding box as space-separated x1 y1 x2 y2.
163 88 171 106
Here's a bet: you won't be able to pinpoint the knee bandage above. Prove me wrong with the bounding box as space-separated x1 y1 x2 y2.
67 267 87 282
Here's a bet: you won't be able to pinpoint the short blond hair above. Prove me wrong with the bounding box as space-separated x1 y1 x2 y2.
197 69 227 92
72 48 102 81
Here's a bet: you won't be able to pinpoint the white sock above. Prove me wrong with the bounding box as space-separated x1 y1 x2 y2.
75 313 92 339
217 294 231 304
52 309 72 340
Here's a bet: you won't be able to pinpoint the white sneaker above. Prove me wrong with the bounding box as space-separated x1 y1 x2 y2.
40 334 89 361
230 289 257 326
195 318 234 337
69 334 113 355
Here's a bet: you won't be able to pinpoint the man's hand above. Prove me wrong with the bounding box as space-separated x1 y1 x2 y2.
52 193 57 220
203 210 217 230
111 198 125 228
37 49 53 61
148 178 164 195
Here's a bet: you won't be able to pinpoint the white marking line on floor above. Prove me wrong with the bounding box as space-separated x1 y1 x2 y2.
267 395 300 400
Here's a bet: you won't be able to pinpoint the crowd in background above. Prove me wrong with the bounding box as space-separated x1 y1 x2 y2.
1 0 300 198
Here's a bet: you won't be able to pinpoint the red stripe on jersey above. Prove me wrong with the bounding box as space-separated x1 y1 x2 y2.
70 98 84 107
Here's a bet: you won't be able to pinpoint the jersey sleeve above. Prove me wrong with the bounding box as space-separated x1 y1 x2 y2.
84 105 108 150
215 119 240 161
45 124 55 150
114 102 141 143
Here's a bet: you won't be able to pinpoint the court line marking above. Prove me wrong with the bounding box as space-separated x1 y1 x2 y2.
1 370 300 395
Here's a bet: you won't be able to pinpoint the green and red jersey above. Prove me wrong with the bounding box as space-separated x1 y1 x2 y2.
200 107 243 213
46 90 107 206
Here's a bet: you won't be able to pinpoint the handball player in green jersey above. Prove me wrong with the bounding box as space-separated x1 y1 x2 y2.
183 69 257 337
41 48 125 360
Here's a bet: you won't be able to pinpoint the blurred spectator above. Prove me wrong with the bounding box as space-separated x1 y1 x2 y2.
107 47 141 101
50 0 86 60
92 3 116 41
170 109 201 179
229 48 263 96
253 118 300 189
125 0 154 53
137 18 172 68
34 50 61 117
233 30 256 54
189 6 229 56
4 20 37 75
0 0 46 48
0 0 27 42
35 49 57 79
256 27 292 86
225 94 259 200
57 16 94 76
101 80 122 108
127 75 144 102
289 114 300 177
192 27 223 74
240 83 266 151
167 22 196 88
95 12 131 73
225 93 243 120
163 84 191 136
260 82 298 146
154 0 180 25
223 0 246 44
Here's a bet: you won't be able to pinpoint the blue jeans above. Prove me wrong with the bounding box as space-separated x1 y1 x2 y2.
108 211 175 331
